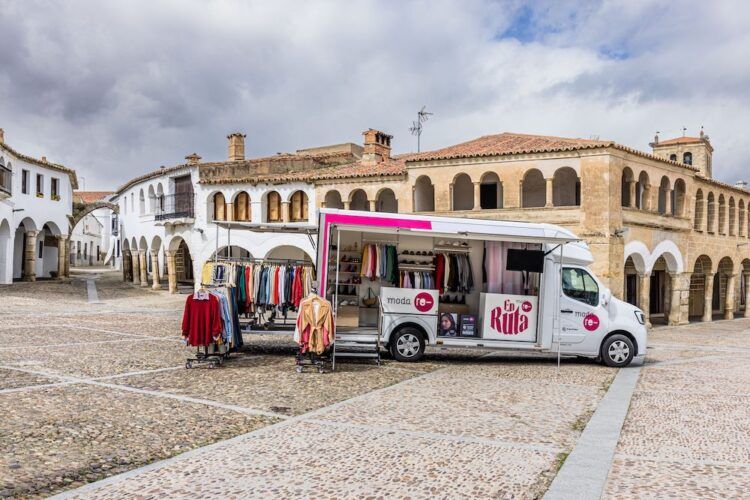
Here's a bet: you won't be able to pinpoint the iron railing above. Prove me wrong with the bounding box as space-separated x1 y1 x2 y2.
0 165 11 195
155 193 195 220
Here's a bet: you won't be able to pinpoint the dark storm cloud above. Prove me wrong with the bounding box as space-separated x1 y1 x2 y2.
1 0 749 189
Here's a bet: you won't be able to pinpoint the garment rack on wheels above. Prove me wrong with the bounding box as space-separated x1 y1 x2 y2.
317 209 647 367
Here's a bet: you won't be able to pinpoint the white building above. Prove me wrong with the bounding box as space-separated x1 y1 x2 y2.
0 128 78 284
112 133 358 291
71 191 115 268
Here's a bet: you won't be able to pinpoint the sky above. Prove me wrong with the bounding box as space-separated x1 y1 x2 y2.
1 0 749 190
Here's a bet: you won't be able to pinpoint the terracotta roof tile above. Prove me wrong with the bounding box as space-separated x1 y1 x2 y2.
656 136 705 146
0 140 79 189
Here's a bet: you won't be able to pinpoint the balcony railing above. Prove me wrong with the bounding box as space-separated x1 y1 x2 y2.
0 165 11 196
155 193 195 220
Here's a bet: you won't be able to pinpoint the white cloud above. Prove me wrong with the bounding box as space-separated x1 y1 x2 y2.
0 0 749 189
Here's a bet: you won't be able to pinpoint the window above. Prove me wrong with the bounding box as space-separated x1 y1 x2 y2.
76 241 81 257
116 239 120 257
267 191 281 222
84 243 88 258
96 245 100 259
51 177 59 198
36 174 43 196
669 154 677 161
683 152 693 165
213 193 226 221
562 267 599 306
38 240 43 259
290 191 308 221
21 169 29 194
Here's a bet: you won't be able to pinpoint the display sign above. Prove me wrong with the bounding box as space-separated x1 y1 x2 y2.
479 293 538 342
439 313 458 336
459 314 478 337
380 287 438 316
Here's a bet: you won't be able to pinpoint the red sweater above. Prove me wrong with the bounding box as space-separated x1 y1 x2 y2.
181 294 223 346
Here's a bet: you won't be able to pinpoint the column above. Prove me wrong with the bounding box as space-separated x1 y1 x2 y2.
343 201 350 210
449 183 454 210
724 274 736 320
150 250 161 290
122 250 131 281
368 199 376 212
138 251 148 287
165 250 178 294
643 185 652 211
22 230 39 282
56 235 68 279
638 273 651 328
702 273 714 322
744 272 750 318
668 272 687 326
226 202 235 222
663 272 672 319
131 251 141 285
545 178 554 207
473 182 481 211
628 181 637 208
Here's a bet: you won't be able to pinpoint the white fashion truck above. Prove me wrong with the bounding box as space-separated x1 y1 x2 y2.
316 209 647 368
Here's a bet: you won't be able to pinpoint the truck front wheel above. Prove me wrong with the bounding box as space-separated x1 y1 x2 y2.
390 327 425 362
601 334 635 367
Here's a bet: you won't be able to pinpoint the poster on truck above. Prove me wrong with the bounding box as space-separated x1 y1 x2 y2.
380 287 438 316
479 293 538 342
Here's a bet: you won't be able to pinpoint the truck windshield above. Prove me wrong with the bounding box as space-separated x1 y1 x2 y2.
562 267 599 306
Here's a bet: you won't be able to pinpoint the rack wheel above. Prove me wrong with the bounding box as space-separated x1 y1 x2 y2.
317 366 324 374
296 366 303 374
185 361 193 369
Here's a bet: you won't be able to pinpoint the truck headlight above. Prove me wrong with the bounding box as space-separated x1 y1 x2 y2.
634 310 645 325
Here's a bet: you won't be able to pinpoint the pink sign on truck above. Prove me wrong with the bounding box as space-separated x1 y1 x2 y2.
479 293 539 342
380 287 439 316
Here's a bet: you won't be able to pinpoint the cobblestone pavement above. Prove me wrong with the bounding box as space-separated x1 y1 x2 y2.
1 270 617 499
603 320 750 498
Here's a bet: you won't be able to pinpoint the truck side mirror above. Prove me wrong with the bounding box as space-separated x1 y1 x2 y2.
602 288 612 307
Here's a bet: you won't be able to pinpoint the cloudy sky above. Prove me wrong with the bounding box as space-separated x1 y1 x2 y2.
1 0 749 190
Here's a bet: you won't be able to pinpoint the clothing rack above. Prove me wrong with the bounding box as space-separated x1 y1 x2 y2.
184 285 235 369
434 246 472 254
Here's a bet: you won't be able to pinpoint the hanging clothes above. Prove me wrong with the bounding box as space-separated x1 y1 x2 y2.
436 252 474 294
360 244 398 283
181 291 223 347
483 242 540 295
294 294 334 354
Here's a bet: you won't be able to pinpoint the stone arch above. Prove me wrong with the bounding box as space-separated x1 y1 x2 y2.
13 217 38 280
139 236 148 253
694 189 704 231
623 255 642 306
480 172 502 209
68 200 119 238
553 167 580 207
122 238 130 251
621 167 635 207
375 188 398 213
148 185 156 213
452 173 474 211
289 190 309 221
413 175 435 212
688 255 714 320
139 188 146 214
265 244 314 262
673 178 686 217
522 169 545 208
324 190 344 209
211 245 254 260
265 190 282 221
233 191 251 221
167 236 194 286
729 197 736 236
349 189 369 211
650 240 684 273
716 256 735 317
658 176 671 215
623 241 649 274
718 194 726 235
707 192 716 233
212 192 227 221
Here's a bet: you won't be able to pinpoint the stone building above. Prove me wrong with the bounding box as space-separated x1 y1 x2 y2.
114 127 749 326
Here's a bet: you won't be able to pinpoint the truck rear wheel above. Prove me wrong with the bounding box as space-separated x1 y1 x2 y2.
390 327 425 362
601 334 634 367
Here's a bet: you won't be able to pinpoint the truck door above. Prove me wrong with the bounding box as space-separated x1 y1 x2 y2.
559 267 608 344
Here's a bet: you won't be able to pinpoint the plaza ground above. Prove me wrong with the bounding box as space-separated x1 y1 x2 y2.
0 269 748 498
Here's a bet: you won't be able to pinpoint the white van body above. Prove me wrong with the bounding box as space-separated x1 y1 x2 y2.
317 209 647 367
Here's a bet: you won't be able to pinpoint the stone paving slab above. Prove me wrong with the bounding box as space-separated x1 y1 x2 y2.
114 355 444 417
639 355 750 394
0 340 188 378
320 366 605 449
603 458 750 499
63 419 559 499
0 326 147 347
0 367 59 390
0 384 273 499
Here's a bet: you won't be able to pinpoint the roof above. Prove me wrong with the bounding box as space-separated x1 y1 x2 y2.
0 139 79 189
406 132 612 162
653 135 714 152
73 191 114 204
115 164 191 194
405 131 702 173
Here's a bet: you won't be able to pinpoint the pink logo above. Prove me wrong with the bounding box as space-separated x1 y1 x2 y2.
583 313 600 331
490 299 530 336
414 292 434 313
521 301 533 313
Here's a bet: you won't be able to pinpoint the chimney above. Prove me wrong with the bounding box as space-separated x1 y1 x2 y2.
362 128 392 163
227 132 246 161
185 153 202 165
41 156 47 162
0 128 4 143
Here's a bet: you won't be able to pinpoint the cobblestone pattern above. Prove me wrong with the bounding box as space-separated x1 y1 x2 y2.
603 320 750 498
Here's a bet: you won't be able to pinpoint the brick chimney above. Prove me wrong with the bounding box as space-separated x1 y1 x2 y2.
0 128 4 143
227 132 246 161
185 153 202 165
41 156 47 162
362 128 392 163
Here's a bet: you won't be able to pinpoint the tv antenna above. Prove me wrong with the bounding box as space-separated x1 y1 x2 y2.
409 106 433 152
